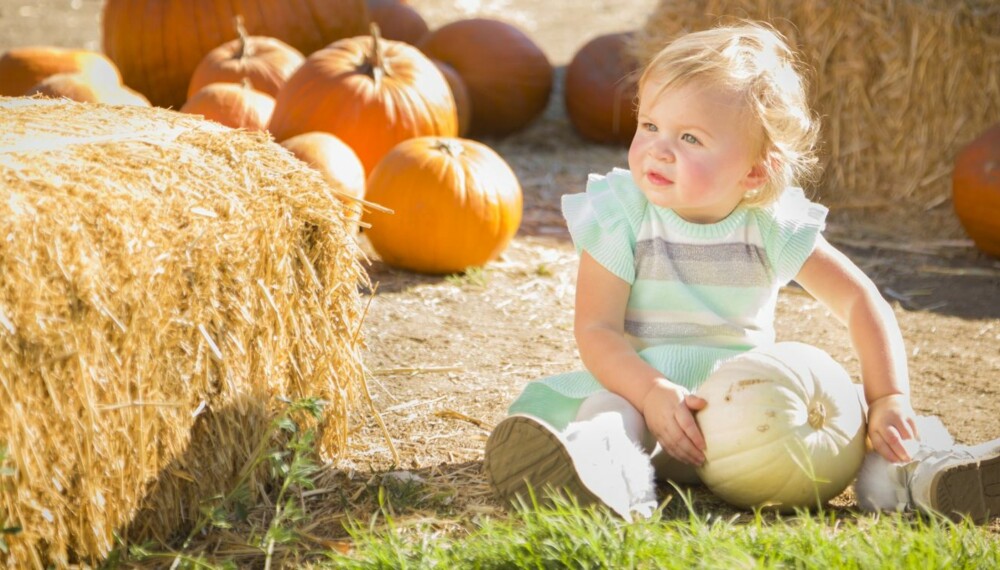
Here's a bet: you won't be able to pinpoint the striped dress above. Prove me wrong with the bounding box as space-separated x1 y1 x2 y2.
507 168 828 429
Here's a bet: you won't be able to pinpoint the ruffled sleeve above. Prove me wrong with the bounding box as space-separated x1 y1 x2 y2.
757 187 829 284
561 168 645 284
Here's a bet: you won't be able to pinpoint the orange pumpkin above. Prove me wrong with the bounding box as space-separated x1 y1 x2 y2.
434 60 472 137
363 137 522 274
0 46 121 96
269 26 458 175
187 18 305 99
180 82 275 131
368 2 429 45
953 124 1000 257
418 18 553 137
102 0 368 109
564 32 639 146
280 132 367 223
27 73 151 106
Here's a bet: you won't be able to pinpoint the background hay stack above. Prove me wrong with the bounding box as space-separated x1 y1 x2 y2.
0 98 367 566
634 0 1000 211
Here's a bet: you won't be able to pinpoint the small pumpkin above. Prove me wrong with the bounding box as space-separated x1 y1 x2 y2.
102 0 369 109
564 32 639 146
180 81 275 131
0 46 122 96
952 123 1000 258
694 342 866 512
418 18 553 137
27 72 151 106
368 2 430 45
280 132 367 223
363 137 522 274
187 17 305 99
268 25 458 174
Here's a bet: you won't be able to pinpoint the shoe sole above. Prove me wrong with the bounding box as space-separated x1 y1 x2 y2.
484 414 603 508
928 452 1000 524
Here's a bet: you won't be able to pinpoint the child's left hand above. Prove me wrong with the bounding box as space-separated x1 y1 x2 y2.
867 394 920 463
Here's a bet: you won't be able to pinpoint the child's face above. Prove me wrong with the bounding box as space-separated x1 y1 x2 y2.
628 80 766 223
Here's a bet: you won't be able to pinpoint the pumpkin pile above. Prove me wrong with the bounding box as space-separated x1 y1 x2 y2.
0 2 567 274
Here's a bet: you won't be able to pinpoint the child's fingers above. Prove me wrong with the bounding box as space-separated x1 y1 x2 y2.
674 408 706 463
874 425 911 463
665 437 702 465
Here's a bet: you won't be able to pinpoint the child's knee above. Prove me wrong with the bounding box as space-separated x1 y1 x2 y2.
576 391 651 449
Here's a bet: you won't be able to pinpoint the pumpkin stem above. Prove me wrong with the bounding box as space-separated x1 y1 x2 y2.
432 138 464 158
807 402 826 429
234 15 253 60
367 23 388 90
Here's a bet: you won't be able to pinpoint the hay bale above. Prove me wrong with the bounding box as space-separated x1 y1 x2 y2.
633 0 1000 208
0 97 368 566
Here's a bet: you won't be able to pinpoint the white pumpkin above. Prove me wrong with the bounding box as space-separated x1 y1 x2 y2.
694 342 867 512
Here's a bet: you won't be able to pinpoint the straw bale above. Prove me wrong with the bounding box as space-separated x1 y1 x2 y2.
0 97 368 566
633 0 1000 207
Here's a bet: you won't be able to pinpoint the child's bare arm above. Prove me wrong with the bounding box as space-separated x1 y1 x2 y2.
794 235 919 462
574 251 706 464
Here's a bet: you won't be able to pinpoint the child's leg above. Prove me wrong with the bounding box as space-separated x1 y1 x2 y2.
484 391 656 520
574 390 655 452
855 416 1000 523
576 390 702 484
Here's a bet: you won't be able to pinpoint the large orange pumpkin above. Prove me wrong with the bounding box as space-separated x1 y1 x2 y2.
953 124 1000 257
187 18 305 99
363 137 522 274
268 27 458 175
0 46 121 96
102 0 368 109
180 82 275 132
418 18 553 137
564 32 639 146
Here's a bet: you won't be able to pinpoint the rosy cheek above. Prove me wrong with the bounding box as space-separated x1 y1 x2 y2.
627 144 641 172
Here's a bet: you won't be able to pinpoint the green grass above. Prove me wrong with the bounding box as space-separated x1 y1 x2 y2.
323 495 998 570
93 403 999 569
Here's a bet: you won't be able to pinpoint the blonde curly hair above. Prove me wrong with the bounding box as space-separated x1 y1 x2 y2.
637 22 820 206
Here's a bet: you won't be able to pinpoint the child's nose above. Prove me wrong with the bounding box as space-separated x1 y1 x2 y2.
651 140 675 162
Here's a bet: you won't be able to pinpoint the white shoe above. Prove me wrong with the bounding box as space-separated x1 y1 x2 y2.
910 438 1000 523
854 417 1000 523
484 413 656 521
855 416 953 513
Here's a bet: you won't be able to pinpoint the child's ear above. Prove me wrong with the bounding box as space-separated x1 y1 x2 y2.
742 158 771 190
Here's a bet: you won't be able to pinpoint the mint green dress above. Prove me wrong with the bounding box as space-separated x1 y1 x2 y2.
507 168 828 430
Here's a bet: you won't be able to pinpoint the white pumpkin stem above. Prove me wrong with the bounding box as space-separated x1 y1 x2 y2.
807 402 826 429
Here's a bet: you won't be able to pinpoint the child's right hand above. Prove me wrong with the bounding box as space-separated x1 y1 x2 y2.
641 380 707 466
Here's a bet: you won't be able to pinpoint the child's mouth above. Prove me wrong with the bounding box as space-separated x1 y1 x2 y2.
647 171 672 186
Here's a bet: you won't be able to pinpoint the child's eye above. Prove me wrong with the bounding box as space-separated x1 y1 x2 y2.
641 122 658 133
681 133 700 144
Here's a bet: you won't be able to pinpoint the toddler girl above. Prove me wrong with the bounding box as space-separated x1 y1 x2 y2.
484 21 999 523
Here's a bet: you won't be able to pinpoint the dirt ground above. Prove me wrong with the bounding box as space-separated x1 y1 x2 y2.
2 0 998 535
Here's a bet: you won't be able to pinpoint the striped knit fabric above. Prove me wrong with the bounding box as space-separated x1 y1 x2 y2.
506 168 827 429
